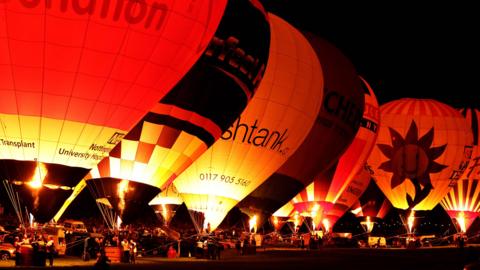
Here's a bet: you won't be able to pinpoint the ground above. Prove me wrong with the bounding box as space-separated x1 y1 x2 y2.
1 247 478 269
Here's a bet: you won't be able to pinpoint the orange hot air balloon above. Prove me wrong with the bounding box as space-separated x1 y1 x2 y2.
82 0 270 223
174 13 324 231
149 184 183 226
368 99 473 211
290 77 380 230
237 43 369 228
441 108 478 232
351 177 392 233
0 0 227 222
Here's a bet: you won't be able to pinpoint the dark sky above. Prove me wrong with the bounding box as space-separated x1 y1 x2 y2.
260 1 479 108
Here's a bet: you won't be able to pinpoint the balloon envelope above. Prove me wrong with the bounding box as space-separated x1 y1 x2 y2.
368 99 473 211
291 77 379 229
174 13 324 231
0 0 227 222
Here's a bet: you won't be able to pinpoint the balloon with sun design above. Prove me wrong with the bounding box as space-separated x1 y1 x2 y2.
377 121 448 208
368 98 473 211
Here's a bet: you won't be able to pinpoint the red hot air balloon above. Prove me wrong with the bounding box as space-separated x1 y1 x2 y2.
368 99 473 211
290 76 380 231
82 0 271 224
441 108 479 233
0 0 227 222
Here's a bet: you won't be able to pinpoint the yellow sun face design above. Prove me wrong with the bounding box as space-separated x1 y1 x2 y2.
377 121 448 209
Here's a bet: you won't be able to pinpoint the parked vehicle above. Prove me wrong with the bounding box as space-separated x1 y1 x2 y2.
0 241 15 260
63 220 88 234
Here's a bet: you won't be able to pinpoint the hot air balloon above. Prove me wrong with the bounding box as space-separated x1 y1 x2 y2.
0 0 227 223
368 99 473 212
148 185 183 226
238 75 372 228
82 0 271 224
174 13 324 231
290 77 379 231
351 178 392 233
441 108 479 233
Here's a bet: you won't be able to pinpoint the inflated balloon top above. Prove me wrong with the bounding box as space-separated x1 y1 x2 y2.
368 98 473 211
0 0 227 222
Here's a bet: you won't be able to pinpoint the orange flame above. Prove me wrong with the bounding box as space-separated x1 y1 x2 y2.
28 162 48 189
457 211 466 233
249 215 258 233
361 216 374 233
161 203 169 226
272 216 279 227
323 218 330 233
117 180 129 215
293 212 301 231
407 210 415 233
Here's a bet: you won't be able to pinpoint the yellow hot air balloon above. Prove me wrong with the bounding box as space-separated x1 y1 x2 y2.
368 99 473 211
441 108 478 232
0 0 227 222
174 13 324 231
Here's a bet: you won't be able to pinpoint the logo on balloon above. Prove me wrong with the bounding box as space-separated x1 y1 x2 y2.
11 0 168 30
205 36 266 93
221 117 289 156
376 121 448 209
323 90 363 130
107 132 125 145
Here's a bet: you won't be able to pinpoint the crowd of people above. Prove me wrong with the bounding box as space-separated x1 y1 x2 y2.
12 234 56 266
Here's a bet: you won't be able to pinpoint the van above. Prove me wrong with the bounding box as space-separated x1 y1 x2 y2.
63 220 88 234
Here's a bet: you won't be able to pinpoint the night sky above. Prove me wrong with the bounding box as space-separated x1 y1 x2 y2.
260 0 479 108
